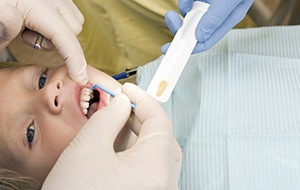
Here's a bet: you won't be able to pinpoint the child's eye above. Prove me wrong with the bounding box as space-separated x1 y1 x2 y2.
27 124 35 145
39 73 47 89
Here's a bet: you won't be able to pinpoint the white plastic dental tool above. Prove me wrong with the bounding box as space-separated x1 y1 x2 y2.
147 2 209 102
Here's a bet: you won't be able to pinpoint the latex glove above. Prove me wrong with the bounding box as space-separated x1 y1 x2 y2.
0 0 88 85
161 0 254 54
42 83 182 190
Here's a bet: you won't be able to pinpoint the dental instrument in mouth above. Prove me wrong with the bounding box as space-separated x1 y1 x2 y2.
90 84 136 109
146 2 209 102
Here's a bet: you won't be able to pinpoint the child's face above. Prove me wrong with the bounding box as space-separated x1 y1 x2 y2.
0 64 121 182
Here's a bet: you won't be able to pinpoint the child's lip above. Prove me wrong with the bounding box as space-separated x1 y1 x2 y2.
97 88 110 110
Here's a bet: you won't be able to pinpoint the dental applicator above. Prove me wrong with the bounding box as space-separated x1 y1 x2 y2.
146 2 209 102
90 84 136 109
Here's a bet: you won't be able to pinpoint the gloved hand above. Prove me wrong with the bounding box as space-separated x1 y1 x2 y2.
161 0 254 54
0 0 88 85
42 83 182 190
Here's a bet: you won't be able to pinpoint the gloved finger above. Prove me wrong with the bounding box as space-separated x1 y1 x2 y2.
192 0 253 53
127 113 141 136
165 10 182 35
192 41 207 53
42 94 131 189
66 0 85 26
55 0 84 35
21 30 55 51
178 0 193 17
160 42 171 54
196 1 240 43
76 93 132 152
20 1 88 85
122 83 172 136
0 5 22 50
122 84 181 187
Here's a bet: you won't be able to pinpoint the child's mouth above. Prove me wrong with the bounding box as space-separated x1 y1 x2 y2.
86 89 99 118
80 87 108 119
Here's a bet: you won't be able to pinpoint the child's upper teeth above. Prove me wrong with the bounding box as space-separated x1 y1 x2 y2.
80 101 89 109
80 87 93 115
81 94 90 102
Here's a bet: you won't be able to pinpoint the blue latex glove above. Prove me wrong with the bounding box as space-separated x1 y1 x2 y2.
161 0 254 54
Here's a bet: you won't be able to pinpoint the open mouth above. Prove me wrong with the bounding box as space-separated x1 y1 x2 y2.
80 87 103 119
86 89 100 119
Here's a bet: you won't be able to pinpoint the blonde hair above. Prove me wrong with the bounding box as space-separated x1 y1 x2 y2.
0 62 41 189
0 62 23 69
0 169 41 190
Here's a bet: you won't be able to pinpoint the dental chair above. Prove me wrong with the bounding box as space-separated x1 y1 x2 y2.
248 0 300 26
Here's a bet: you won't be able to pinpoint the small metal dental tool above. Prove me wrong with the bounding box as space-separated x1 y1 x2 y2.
90 83 136 109
34 34 44 50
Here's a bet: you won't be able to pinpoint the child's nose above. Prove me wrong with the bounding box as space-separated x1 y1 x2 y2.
42 80 63 114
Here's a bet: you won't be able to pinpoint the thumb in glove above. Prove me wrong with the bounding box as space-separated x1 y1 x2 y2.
0 5 22 50
42 93 132 189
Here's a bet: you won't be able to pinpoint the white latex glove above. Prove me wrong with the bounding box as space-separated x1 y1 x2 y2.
0 0 88 85
42 83 182 190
